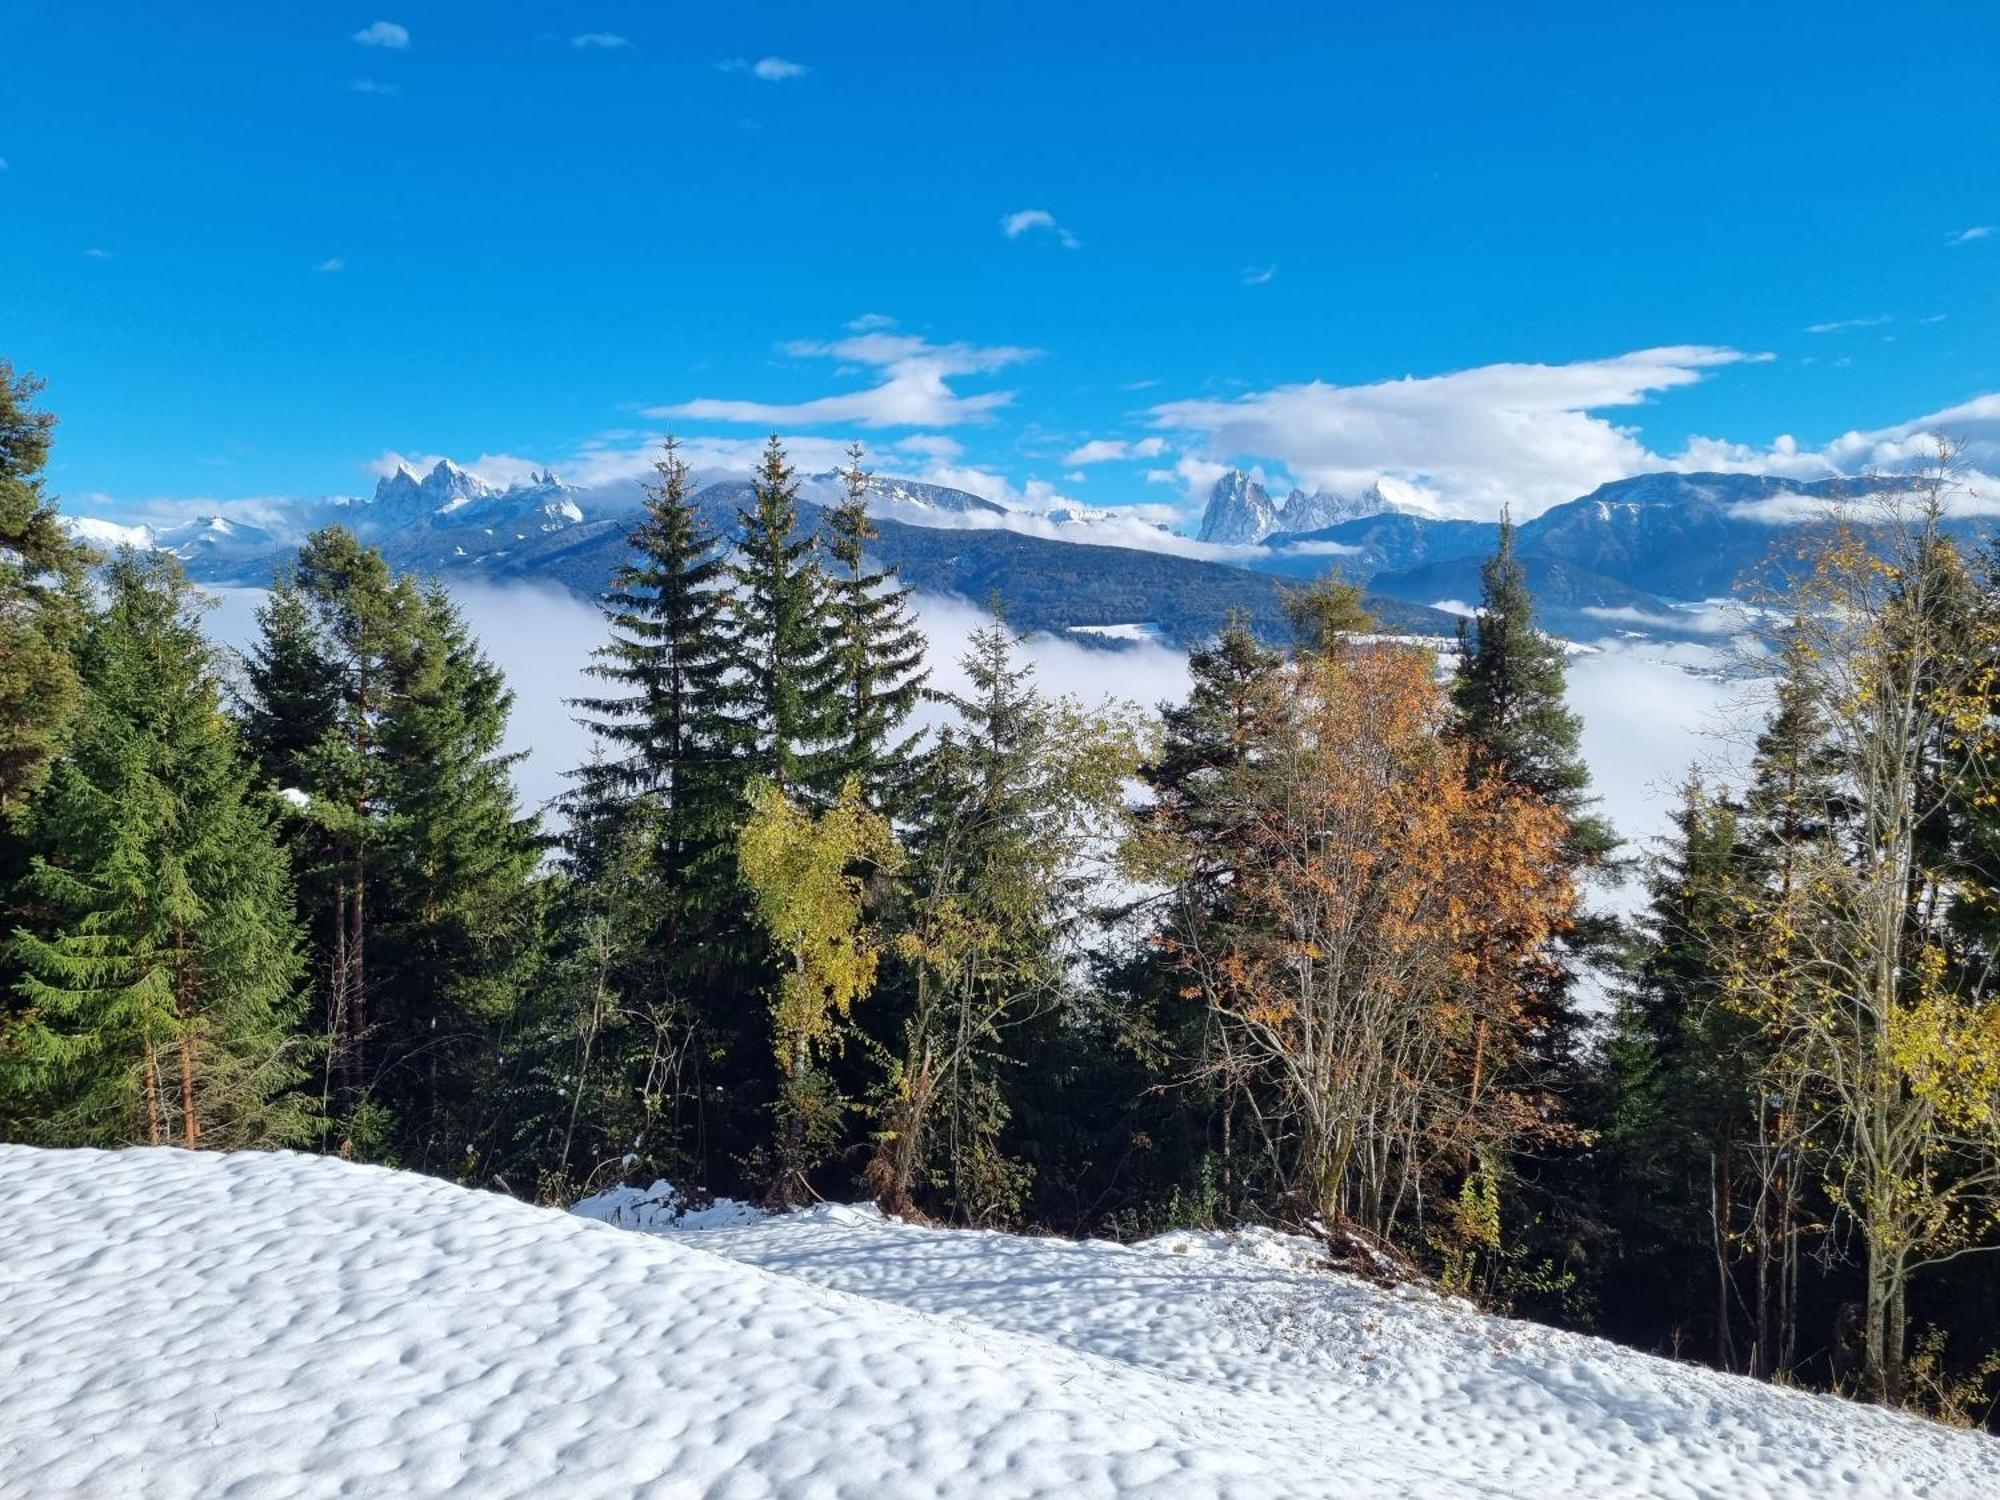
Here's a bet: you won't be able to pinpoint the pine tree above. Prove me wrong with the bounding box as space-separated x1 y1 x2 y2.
1452 515 1616 864
1449 514 1617 1312
558 436 758 1186
1600 776 1766 1368
1135 611 1286 1214
1450 514 1618 1036
731 436 844 802
5 552 310 1148
0 362 94 822
572 435 741 877
867 617 1140 1222
824 445 927 807
371 583 545 1176
240 527 418 1145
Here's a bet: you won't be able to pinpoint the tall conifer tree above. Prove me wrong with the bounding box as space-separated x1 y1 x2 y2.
0 362 94 823
572 435 741 891
6 553 310 1148
731 437 843 801
824 445 927 806
372 583 544 1175
241 527 417 1141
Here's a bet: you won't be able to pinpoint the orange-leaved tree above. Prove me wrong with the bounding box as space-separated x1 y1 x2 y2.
1153 641 1572 1254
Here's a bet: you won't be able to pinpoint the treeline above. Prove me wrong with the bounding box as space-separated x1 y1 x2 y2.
3 360 1998 1422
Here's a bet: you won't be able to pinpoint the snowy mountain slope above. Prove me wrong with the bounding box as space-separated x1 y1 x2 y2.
0 1147 1990 1499
579 1187 2000 1500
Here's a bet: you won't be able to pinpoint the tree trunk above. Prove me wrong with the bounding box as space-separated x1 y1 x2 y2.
1711 1150 1737 1373
1862 1228 1890 1402
143 1044 164 1147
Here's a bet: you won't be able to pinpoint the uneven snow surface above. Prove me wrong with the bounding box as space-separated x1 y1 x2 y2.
2 1150 1994 1499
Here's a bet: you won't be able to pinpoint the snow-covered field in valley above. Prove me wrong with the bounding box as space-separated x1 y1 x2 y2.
2 1148 1994 1499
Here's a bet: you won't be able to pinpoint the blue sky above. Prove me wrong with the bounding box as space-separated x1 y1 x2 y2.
5 1 1998 524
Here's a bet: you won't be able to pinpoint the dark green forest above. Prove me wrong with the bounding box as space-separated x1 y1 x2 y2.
5 364 2000 1426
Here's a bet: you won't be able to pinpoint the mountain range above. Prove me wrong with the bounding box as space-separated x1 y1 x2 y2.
66 459 1956 649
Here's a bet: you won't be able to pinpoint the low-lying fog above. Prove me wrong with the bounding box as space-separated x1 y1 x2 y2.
200 582 1754 890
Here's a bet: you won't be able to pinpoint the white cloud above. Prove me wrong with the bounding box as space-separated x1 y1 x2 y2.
572 33 629 49
1241 265 1277 286
345 78 398 95
352 20 408 49
1001 209 1079 249
316 257 344 273
1149 346 1765 519
893 433 964 459
721 56 807 80
1063 437 1167 465
1948 225 1994 246
846 312 896 332
1803 315 1890 334
83 247 111 260
1677 392 2000 491
651 331 1038 430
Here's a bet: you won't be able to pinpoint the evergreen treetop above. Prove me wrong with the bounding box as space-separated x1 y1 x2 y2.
1451 514 1616 866
731 436 844 801
0 362 95 818
824 444 928 806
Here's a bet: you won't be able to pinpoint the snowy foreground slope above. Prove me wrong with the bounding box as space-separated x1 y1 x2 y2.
1 1151 1993 1500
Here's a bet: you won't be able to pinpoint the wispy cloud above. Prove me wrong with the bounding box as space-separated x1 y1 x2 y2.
1240 265 1277 286
352 20 409 49
1151 345 1767 519
316 257 345 273
1803 315 1891 334
82 247 111 260
846 312 896 332
1063 437 1166 465
345 78 399 95
720 56 807 81
650 331 1038 430
1000 208 1078 250
1948 225 1994 246
0 156 9 171
572 33 629 50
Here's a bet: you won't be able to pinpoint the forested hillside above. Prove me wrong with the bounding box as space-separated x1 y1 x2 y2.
6 365 2000 1426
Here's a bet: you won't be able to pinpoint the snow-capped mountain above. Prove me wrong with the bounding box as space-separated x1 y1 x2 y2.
65 513 279 566
1195 470 1402 544
366 460 585 532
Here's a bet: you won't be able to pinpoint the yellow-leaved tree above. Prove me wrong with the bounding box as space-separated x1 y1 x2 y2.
739 777 901 1206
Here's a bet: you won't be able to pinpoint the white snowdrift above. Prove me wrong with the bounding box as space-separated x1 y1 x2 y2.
0 1149 1990 1499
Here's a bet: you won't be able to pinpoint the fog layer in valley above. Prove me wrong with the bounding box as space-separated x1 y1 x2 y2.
201 582 1742 875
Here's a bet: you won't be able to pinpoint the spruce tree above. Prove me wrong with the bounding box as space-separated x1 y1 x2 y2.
1449 514 1617 1313
555 436 757 1185
372 583 545 1176
869 617 1139 1221
824 445 927 807
571 435 741 895
1137 611 1286 1215
1450 514 1617 1038
1600 777 1758 1366
731 436 843 802
0 362 94 822
6 552 310 1148
1451 515 1616 864
240 527 418 1145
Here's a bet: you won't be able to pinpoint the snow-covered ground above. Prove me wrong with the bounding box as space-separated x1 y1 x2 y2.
2 1149 1993 1499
